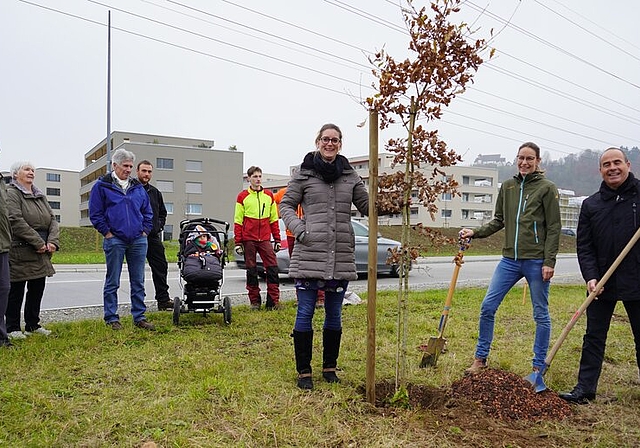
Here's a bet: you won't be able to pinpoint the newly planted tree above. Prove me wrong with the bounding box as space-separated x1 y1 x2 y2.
367 0 490 392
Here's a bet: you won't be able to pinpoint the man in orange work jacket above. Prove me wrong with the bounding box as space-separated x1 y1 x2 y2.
234 166 282 310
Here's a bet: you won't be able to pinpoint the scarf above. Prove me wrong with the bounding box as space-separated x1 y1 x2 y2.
301 151 349 183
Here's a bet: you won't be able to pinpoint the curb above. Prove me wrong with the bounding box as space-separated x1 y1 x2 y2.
53 253 579 273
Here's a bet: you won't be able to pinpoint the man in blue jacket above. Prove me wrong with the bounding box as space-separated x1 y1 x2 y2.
89 148 155 331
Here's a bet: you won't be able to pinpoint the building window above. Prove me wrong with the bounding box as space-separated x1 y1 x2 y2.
410 207 419 216
462 210 469 220
49 201 61 210
163 224 173 241
156 158 174 170
186 203 202 215
185 182 202 194
185 160 202 172
47 188 61 196
165 202 174 214
156 180 174 193
441 209 452 218
46 173 61 182
441 193 452 201
54 215 61 223
462 176 469 185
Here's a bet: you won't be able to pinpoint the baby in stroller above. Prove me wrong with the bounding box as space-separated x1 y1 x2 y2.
185 225 223 258
174 219 232 325
182 224 223 285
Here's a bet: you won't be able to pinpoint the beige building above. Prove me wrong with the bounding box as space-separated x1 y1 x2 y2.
349 153 500 228
79 132 243 240
259 152 500 229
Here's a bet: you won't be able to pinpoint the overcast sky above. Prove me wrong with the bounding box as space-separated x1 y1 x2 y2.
1 0 639 177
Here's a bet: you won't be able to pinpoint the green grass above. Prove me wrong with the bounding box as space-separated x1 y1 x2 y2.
1 285 639 447
53 225 574 264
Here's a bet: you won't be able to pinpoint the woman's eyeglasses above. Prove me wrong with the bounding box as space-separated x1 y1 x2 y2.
320 137 341 144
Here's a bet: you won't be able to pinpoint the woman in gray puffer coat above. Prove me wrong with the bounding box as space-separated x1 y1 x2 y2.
280 123 368 390
5 162 59 339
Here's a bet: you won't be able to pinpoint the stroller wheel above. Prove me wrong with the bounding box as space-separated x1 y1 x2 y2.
173 297 182 325
223 296 232 325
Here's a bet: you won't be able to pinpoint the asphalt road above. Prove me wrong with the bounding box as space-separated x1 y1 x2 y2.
41 255 583 311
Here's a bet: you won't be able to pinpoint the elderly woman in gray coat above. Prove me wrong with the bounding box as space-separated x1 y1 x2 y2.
5 162 59 339
280 123 369 390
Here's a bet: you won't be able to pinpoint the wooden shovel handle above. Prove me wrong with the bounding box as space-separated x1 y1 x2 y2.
545 225 640 366
436 251 464 337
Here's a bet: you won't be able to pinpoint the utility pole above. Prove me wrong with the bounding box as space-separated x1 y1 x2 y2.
106 10 112 173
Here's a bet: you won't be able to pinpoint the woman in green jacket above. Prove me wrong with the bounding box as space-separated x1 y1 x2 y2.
5 162 59 339
460 142 561 376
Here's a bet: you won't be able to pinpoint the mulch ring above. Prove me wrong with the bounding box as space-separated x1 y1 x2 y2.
373 368 572 422
450 368 573 421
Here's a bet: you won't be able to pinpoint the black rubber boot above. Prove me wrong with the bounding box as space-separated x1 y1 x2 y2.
322 328 342 383
293 330 314 390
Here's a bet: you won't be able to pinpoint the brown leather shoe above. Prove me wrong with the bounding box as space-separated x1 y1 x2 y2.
134 320 156 331
465 358 487 374
107 321 123 331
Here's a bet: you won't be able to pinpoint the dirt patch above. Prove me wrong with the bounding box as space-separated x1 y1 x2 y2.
367 369 573 447
372 369 571 422
450 369 572 421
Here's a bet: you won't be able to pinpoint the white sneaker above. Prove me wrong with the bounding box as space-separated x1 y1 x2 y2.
8 331 26 340
25 327 52 336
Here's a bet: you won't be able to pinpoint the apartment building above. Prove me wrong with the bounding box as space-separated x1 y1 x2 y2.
258 152 500 229
348 153 499 228
79 132 243 240
1 167 80 226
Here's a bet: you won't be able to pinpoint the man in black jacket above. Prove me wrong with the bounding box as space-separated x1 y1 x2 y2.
560 147 640 404
137 161 173 310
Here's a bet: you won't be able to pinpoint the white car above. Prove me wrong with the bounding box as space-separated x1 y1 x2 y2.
234 219 404 277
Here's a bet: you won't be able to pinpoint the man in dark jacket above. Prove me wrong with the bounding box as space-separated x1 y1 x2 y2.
89 148 155 331
0 172 13 348
560 147 640 404
137 160 172 311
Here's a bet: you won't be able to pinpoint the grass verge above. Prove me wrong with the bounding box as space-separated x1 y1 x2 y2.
1 285 639 447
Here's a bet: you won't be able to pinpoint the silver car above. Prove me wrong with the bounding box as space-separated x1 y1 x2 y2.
234 219 404 277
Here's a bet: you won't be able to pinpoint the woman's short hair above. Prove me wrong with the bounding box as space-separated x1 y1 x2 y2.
10 161 35 179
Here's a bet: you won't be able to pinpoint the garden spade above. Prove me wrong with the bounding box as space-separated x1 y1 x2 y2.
420 236 471 368
525 225 640 393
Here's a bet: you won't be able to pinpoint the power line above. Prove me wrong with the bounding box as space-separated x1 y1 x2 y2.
138 0 372 73
484 63 640 126
468 87 638 142
86 0 368 90
458 97 618 146
535 0 640 57
13 0 638 156
465 0 640 90
16 0 353 96
325 0 640 126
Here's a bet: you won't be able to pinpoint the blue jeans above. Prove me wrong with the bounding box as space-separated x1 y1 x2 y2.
294 288 346 332
103 236 148 324
475 257 551 369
